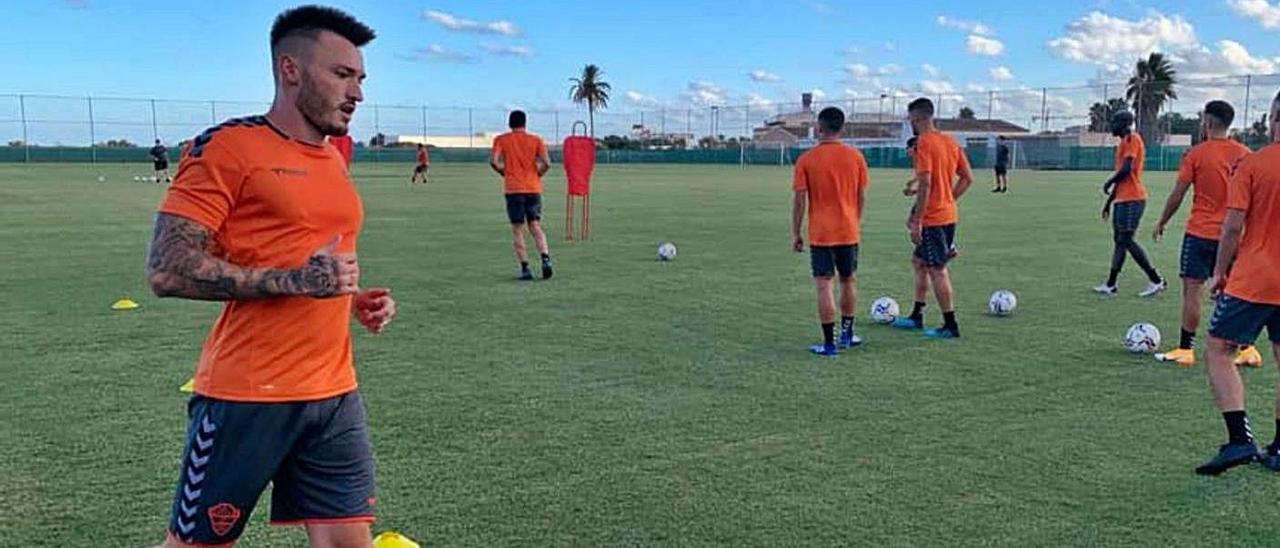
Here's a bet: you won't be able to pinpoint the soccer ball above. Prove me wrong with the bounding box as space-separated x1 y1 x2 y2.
96 175 105 183
870 296 900 324
133 176 141 182
657 242 677 261
988 290 1017 316
1125 323 1162 354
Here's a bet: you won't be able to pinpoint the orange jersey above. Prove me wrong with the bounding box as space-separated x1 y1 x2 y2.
1224 143 1280 305
915 131 970 227
1177 138 1251 240
1113 133 1147 203
416 148 429 165
492 129 548 194
793 141 870 246
159 116 364 402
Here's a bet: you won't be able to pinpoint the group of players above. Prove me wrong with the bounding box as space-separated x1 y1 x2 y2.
136 5 1280 547
788 93 1280 476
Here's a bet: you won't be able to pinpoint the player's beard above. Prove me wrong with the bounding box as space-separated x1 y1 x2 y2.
296 69 349 137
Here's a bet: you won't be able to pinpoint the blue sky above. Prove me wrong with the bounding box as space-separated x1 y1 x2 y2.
7 0 1280 141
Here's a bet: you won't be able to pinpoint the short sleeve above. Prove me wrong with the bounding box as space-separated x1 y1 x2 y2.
158 138 244 232
792 156 808 191
955 144 972 176
1177 148 1196 185
1227 156 1254 213
856 154 870 189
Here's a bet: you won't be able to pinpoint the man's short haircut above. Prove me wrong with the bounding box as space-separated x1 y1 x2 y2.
1203 101 1235 129
509 110 527 129
907 98 934 117
817 107 845 135
906 136 918 149
271 5 376 55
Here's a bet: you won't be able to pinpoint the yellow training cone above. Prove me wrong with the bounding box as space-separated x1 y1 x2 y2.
111 298 140 311
373 532 421 548
179 378 195 393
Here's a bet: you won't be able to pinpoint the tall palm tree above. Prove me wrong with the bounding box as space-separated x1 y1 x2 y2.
569 64 611 137
1126 52 1178 144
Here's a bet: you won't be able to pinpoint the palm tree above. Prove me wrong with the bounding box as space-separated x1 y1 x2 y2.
569 64 611 137
1126 52 1177 144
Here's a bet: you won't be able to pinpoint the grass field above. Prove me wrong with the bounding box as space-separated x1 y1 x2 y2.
3 161 1280 547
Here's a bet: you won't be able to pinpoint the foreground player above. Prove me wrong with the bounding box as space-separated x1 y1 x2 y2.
898 98 971 339
1152 100 1261 368
791 107 869 356
1193 90 1280 476
410 143 429 185
491 110 553 281
1095 111 1166 298
147 7 395 546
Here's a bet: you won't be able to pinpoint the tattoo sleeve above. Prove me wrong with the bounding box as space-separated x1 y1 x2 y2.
146 213 339 301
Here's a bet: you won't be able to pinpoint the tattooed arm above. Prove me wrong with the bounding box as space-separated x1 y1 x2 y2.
146 213 358 301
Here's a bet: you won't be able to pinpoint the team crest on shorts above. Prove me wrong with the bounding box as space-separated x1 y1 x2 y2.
208 503 242 537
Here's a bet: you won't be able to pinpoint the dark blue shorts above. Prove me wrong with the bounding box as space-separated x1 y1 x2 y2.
168 391 375 545
1112 201 1145 232
914 224 956 268
505 193 543 224
1180 234 1218 281
1209 295 1280 346
810 245 858 278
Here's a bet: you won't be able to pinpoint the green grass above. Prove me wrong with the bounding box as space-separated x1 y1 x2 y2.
2 161 1280 547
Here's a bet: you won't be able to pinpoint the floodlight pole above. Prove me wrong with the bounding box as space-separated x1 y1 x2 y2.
87 96 96 164
210 100 217 124
1243 74 1253 135
19 94 28 163
420 105 428 142
1040 88 1048 132
150 99 159 142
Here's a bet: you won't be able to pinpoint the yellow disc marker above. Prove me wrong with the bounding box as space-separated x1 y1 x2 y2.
179 378 195 393
111 298 140 311
373 532 422 548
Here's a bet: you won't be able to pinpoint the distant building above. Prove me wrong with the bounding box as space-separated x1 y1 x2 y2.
630 124 695 149
390 133 501 149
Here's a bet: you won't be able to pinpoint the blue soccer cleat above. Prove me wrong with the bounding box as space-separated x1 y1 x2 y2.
892 317 923 330
839 332 863 349
809 343 839 357
924 327 960 339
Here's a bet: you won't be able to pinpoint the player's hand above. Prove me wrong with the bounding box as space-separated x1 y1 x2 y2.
1152 223 1165 242
300 236 359 298
1208 274 1228 299
792 236 805 253
354 288 396 334
908 220 923 245
1101 206 1111 222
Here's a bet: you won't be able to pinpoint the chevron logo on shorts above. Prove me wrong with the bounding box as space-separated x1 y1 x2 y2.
174 413 217 542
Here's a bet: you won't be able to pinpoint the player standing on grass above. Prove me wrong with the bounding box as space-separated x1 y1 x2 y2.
791 107 869 356
1094 111 1166 298
1193 90 1280 476
146 6 396 546
411 143 429 185
151 139 171 183
491 110 553 281
1152 100 1262 368
894 136 932 330
893 98 971 339
992 135 1010 193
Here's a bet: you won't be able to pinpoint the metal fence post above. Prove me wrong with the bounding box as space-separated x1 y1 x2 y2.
19 93 29 163
150 99 159 142
373 104 381 162
468 108 474 148
1243 74 1253 136
420 105 427 141
87 96 96 164
554 109 560 143
210 100 217 125
1040 88 1048 132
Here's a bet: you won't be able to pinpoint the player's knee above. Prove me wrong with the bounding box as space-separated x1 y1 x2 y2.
1114 230 1134 245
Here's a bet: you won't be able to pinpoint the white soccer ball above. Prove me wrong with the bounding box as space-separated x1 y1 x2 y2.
1125 323 1162 354
988 290 1018 316
133 176 141 182
657 242 677 261
96 175 105 182
870 296 900 324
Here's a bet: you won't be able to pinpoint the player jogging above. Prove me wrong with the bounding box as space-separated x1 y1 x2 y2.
146 7 396 546
411 143 429 185
893 98 971 339
1193 90 1280 476
1151 100 1261 368
1094 111 1166 298
490 110 554 281
791 107 870 356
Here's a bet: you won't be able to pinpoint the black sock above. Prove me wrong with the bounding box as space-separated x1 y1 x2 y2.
541 253 550 260
520 261 530 271
1271 420 1280 453
1180 329 1195 350
943 311 959 332
841 316 854 335
822 322 835 347
1106 269 1121 288
1126 242 1162 284
1224 411 1254 445
910 301 926 322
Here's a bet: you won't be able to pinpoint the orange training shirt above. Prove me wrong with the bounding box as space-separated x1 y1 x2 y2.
1177 138 1251 240
1224 143 1280 306
915 131 969 227
1113 133 1147 203
793 141 869 246
492 129 548 194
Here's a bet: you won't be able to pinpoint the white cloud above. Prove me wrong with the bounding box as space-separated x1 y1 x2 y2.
480 43 534 58
989 66 1015 81
625 91 658 106
686 81 728 106
422 10 521 36
967 35 1005 56
1228 0 1280 29
937 15 993 36
747 93 775 109
878 64 903 76
397 44 476 63
1047 11 1196 66
844 64 871 79
920 80 956 94
1174 40 1280 79
811 88 828 101
749 69 782 82
922 64 943 78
